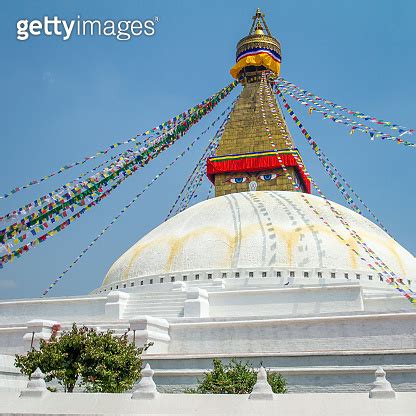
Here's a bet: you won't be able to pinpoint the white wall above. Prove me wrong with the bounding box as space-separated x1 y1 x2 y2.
0 296 107 325
167 312 416 354
0 354 27 392
0 390 415 415
209 284 363 317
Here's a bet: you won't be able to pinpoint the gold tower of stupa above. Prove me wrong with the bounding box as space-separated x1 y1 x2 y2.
207 9 310 197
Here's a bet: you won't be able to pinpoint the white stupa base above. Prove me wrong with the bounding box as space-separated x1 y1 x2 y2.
1 277 415 393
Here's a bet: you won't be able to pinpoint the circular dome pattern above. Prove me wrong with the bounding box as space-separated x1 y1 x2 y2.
102 191 416 287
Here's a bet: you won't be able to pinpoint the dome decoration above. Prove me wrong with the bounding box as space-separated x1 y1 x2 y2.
102 191 416 288
230 9 282 79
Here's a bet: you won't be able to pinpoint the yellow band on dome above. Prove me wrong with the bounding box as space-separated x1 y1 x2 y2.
230 52 281 78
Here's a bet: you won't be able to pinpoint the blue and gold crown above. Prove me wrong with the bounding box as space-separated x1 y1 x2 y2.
230 9 282 79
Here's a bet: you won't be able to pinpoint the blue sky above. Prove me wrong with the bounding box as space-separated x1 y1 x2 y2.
0 0 415 299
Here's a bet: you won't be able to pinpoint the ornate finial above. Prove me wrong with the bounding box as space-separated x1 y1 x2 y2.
230 9 281 79
132 363 159 400
369 367 396 399
248 367 274 400
249 8 271 36
254 21 264 35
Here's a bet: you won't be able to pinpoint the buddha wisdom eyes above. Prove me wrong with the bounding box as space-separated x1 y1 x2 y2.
227 173 278 184
229 177 248 184
258 173 277 181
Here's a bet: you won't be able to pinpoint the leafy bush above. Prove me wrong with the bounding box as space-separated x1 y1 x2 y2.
15 323 151 393
187 358 287 394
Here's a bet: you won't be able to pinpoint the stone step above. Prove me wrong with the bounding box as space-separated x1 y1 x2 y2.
125 311 183 317
129 290 187 296
125 302 184 307
130 294 186 302
123 311 183 319
124 290 186 317
125 305 184 312
126 300 185 306
124 305 184 312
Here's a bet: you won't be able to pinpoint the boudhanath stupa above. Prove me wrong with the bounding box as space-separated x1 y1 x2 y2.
0 9 415 394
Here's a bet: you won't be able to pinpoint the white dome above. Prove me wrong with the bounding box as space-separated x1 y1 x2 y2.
102 191 416 287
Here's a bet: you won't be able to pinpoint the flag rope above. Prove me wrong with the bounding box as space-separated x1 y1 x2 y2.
277 78 414 136
0 84 236 268
275 89 392 236
272 82 415 303
1 81 238 199
275 84 416 147
164 100 236 220
41 105 234 296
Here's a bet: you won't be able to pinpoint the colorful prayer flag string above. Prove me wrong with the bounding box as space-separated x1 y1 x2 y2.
0 151 144 243
0 83 237 248
1 131 186 243
276 78 414 136
0 148 134 224
262 75 313 188
0 82 236 267
206 185 214 200
273 85 415 303
258 73 303 193
275 89 391 236
301 187 415 303
0 81 238 200
41 104 235 296
274 84 416 148
261 72 414 302
175 166 208 214
167 103 234 219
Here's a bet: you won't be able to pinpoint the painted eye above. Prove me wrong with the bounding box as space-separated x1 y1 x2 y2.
259 173 277 181
229 177 248 184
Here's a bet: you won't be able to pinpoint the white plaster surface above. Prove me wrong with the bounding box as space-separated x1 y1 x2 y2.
0 295 107 325
130 316 170 353
0 280 415 393
167 312 416 354
103 191 416 287
0 354 27 392
0 391 415 415
208 283 364 317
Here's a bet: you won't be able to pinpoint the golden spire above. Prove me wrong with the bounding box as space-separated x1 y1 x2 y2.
207 10 311 196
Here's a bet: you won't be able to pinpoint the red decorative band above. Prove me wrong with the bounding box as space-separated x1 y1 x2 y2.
207 153 311 193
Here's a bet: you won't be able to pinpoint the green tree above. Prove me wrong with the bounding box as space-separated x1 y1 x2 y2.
187 358 287 394
79 329 148 393
15 323 151 393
